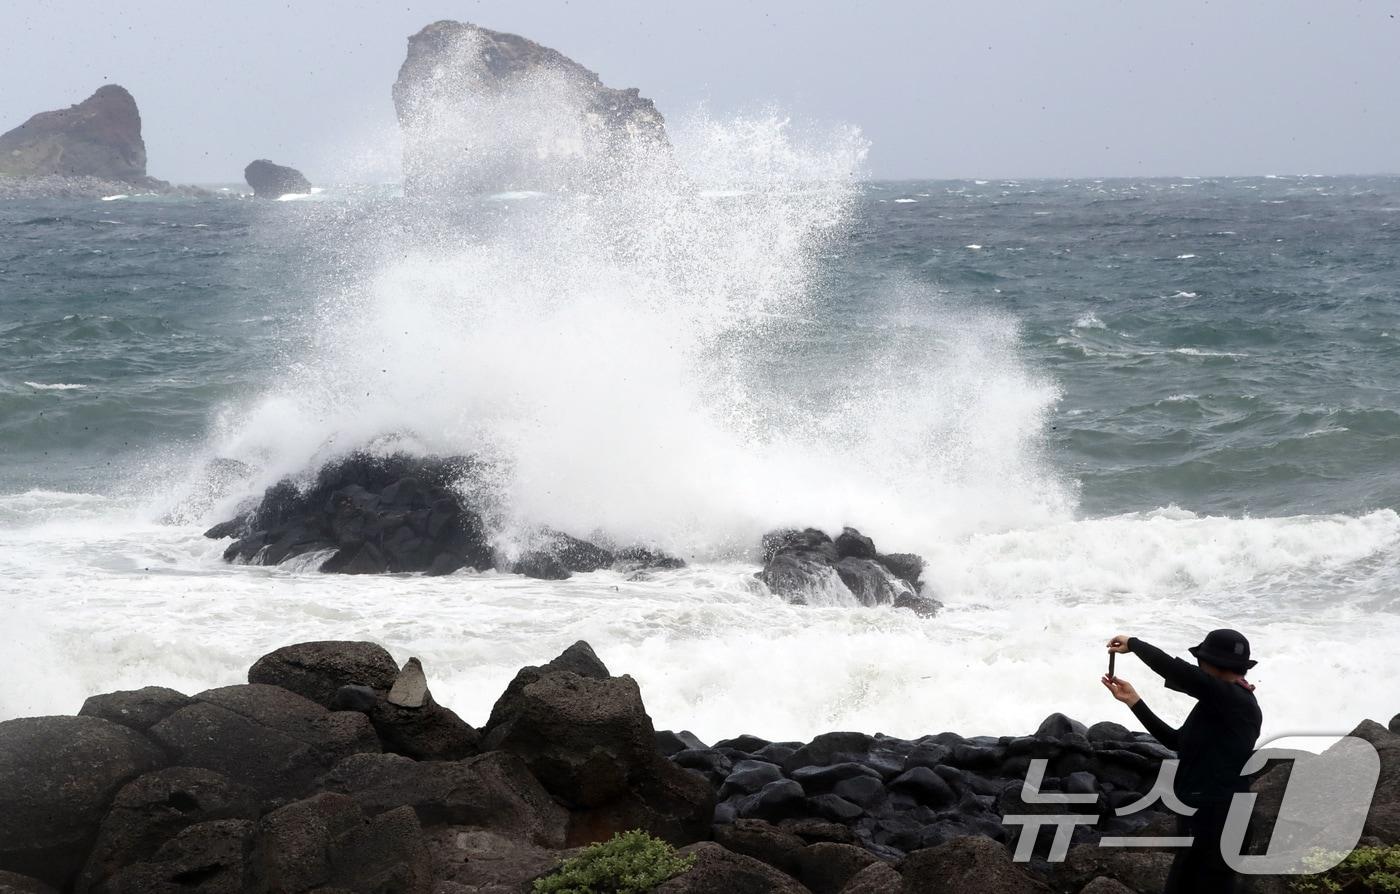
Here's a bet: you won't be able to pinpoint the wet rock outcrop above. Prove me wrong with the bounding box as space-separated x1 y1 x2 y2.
392 20 667 196
208 452 494 576
204 451 687 580
760 527 940 615
244 158 311 198
3 637 1397 892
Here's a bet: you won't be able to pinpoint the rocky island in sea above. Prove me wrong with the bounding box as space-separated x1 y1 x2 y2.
243 160 312 199
0 85 197 200
393 20 668 196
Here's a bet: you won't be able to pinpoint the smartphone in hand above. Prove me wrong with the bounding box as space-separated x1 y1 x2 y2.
1108 652 1116 681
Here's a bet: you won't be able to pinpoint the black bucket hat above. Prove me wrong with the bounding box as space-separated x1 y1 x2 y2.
1189 628 1257 672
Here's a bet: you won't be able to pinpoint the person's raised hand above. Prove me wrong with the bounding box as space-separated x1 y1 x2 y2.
1107 635 1132 653
1101 674 1140 706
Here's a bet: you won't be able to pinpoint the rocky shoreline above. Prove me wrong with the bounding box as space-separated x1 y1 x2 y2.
201 451 940 615
1 639 1395 893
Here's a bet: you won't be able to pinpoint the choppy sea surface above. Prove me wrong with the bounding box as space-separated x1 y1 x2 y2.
3 170 1398 743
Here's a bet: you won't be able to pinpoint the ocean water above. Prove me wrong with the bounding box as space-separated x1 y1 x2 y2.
3 150 1399 744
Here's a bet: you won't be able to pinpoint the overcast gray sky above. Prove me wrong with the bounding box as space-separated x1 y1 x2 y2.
3 0 1397 183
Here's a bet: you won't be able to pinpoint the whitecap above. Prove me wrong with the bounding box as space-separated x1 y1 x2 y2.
1073 313 1106 330
1168 291 1199 299
973 180 989 185
24 382 87 391
1171 347 1246 358
1176 253 1197 259
965 244 983 250
487 190 548 201
894 198 918 204
100 194 127 202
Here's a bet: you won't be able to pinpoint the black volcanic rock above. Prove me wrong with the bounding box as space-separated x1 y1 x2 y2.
244 158 311 198
248 640 401 708
759 527 939 615
0 86 157 184
0 717 166 888
208 452 494 575
392 20 667 196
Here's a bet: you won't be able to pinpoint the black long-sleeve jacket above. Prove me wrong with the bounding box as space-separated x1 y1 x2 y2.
1126 637 1262 806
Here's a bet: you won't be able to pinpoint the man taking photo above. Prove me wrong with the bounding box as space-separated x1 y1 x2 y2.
1102 629 1263 894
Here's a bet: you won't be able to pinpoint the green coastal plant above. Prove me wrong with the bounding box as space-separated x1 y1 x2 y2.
1290 845 1400 893
533 830 697 894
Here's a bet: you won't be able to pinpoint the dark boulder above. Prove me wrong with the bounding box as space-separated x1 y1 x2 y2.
75 767 257 894
657 730 708 756
98 819 260 893
0 716 165 888
717 734 774 754
248 640 400 708
779 818 858 845
875 553 925 591
483 641 611 734
533 530 614 572
760 528 938 613
366 696 479 763
1035 713 1088 741
831 776 885 810
257 793 431 893
243 159 311 199
796 842 879 894
902 743 951 772
479 642 712 843
655 841 811 894
785 734 877 774
614 545 687 571
740 780 808 822
888 767 955 809
836 861 901 894
721 761 787 798
834 528 878 560
805 794 865 823
834 558 916 608
318 751 567 848
147 684 379 800
481 669 654 806
210 452 494 576
760 549 843 605
712 819 807 876
901 835 1051 894
1086 721 1132 745
78 687 193 732
512 551 572 580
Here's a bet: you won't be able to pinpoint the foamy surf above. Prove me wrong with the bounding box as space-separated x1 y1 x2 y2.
1 502 1396 743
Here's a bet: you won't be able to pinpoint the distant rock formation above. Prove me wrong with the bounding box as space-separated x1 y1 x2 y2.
392 20 667 196
0 85 171 195
243 159 312 198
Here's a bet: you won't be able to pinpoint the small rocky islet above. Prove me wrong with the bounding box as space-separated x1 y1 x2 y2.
0 638 1397 893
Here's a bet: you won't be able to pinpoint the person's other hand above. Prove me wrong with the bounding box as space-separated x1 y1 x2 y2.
1102 674 1140 706
1107 635 1132 653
